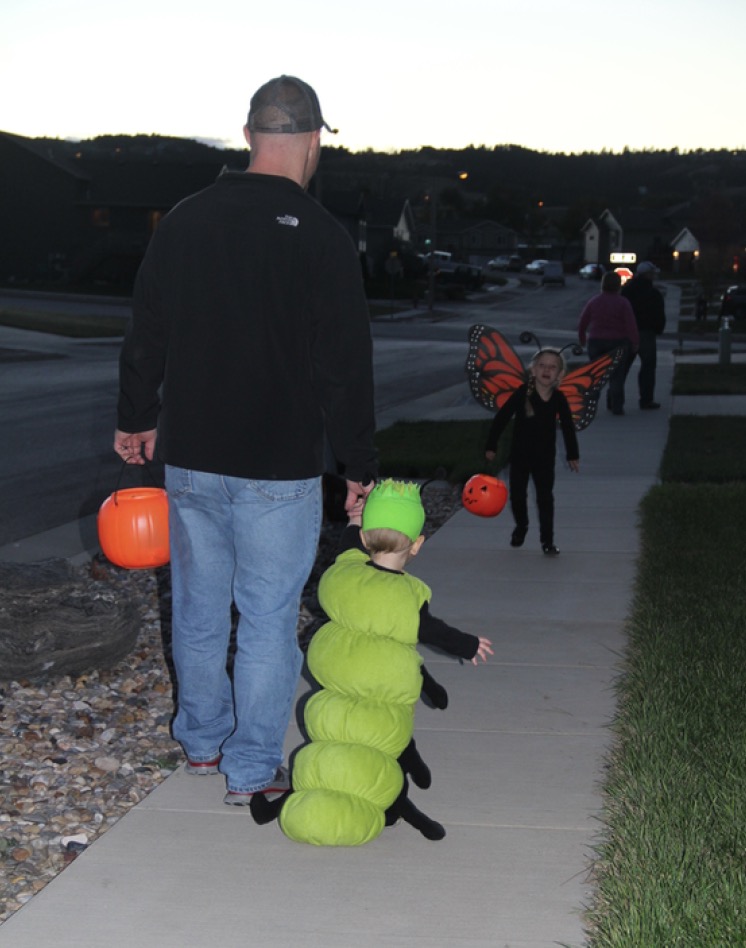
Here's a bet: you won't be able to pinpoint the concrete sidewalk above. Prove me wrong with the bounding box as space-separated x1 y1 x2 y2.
1 353 742 947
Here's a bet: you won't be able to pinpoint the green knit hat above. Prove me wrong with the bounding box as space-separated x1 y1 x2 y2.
362 479 425 542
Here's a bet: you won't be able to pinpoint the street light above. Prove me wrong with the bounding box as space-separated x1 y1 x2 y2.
426 192 437 314
425 172 469 314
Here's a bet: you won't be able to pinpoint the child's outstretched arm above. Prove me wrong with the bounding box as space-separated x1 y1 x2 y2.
419 603 492 667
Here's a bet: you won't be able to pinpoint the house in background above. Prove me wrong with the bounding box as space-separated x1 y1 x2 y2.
0 131 423 289
619 206 676 268
581 209 623 267
0 131 237 286
670 227 700 273
0 132 90 282
364 197 419 277
435 219 517 265
581 205 712 274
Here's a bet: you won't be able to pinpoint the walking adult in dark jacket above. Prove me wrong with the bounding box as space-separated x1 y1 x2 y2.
621 261 666 410
114 76 378 804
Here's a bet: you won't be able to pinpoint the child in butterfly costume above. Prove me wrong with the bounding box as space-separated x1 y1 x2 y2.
485 348 578 555
467 325 623 555
250 479 493 845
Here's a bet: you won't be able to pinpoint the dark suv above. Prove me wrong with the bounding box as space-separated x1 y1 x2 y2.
720 284 746 318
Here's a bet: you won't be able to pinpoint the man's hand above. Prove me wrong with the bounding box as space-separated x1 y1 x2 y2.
344 479 375 516
114 429 157 465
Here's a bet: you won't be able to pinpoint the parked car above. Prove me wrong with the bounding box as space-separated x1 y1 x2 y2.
579 263 604 280
434 261 484 292
486 254 523 272
541 261 565 286
524 259 548 274
418 250 452 266
720 284 746 318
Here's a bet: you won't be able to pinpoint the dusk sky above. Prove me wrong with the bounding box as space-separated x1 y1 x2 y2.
2 0 743 155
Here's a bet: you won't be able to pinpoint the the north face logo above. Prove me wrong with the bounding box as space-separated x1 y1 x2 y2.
276 215 299 227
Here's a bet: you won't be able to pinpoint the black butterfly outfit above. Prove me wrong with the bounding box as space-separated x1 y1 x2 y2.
485 384 579 548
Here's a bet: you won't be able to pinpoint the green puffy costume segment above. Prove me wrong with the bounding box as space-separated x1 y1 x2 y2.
280 543 432 846
280 791 385 847
304 690 412 758
308 622 423 708
290 741 402 803
279 742 402 846
318 548 430 643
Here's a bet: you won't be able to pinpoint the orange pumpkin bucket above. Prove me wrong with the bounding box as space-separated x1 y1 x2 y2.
461 474 508 518
98 482 170 569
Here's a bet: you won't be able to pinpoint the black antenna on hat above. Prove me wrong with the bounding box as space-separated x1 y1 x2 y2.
519 331 582 357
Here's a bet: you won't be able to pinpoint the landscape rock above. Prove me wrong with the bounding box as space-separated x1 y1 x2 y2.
0 559 140 680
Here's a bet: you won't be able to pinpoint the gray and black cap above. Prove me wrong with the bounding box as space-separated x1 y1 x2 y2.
247 75 337 134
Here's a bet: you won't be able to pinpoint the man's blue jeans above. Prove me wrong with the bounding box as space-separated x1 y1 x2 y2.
165 466 322 793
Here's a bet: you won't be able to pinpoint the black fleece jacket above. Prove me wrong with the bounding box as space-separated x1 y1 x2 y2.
118 170 377 483
621 276 666 334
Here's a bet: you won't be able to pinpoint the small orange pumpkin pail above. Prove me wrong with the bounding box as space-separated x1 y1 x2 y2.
97 486 170 569
461 474 508 518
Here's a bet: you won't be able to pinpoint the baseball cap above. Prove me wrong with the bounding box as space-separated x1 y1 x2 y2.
247 75 337 134
636 261 659 277
362 479 425 542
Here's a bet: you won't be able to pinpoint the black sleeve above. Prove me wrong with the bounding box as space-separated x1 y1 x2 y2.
485 386 523 452
556 392 579 460
308 232 378 484
337 523 365 555
653 288 666 334
117 236 168 432
419 601 479 660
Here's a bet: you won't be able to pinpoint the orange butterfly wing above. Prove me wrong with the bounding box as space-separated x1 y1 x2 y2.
559 347 625 430
466 324 527 411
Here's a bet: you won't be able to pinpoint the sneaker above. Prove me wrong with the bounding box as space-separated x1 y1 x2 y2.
640 402 661 410
185 755 221 775
510 526 527 548
223 766 290 805
542 544 560 556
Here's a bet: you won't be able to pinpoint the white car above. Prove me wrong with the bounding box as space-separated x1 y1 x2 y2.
524 259 548 274
579 263 604 280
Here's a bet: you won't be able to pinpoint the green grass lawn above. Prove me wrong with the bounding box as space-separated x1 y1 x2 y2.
586 416 746 945
587 481 746 946
673 362 746 395
659 416 746 482
374 419 509 484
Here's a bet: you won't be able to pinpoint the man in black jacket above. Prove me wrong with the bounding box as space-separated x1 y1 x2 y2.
114 76 377 804
621 261 666 410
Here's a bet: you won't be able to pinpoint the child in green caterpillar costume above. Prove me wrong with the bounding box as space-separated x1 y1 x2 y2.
250 479 493 845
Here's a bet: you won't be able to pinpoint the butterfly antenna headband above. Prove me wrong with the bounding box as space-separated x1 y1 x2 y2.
519 331 583 357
